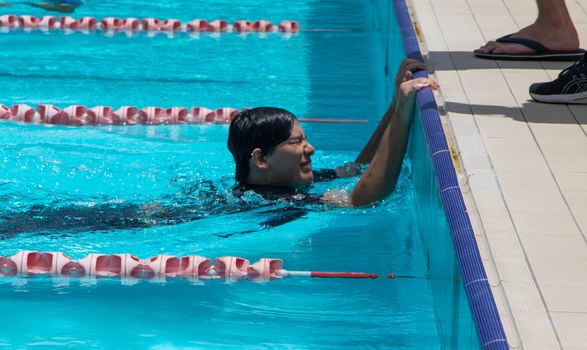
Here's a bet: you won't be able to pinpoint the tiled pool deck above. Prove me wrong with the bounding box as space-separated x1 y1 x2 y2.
409 0 587 348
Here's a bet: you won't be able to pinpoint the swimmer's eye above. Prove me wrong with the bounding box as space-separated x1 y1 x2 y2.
288 135 306 144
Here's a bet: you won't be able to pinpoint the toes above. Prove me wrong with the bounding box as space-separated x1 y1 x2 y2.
477 41 498 53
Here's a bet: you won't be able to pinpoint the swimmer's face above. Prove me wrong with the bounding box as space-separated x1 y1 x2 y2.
265 121 315 187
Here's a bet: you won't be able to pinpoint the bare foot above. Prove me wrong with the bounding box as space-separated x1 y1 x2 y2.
477 20 579 54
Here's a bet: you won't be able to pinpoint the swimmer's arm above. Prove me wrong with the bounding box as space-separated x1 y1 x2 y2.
349 74 438 207
314 166 361 180
349 112 410 206
314 64 423 182
355 60 425 165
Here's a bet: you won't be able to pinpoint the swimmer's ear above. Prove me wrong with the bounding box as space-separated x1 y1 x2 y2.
250 148 269 170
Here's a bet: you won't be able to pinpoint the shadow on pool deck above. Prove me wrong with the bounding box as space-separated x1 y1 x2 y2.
445 101 587 125
425 51 574 72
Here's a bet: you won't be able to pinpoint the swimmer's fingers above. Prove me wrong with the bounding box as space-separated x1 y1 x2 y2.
412 77 439 91
0 2 13 6
398 78 439 98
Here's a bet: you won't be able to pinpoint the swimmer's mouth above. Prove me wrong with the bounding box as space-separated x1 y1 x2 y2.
301 160 312 169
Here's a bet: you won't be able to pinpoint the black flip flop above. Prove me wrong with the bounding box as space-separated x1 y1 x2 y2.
474 34 585 61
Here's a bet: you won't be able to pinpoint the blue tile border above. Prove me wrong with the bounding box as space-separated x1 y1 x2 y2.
392 1 509 349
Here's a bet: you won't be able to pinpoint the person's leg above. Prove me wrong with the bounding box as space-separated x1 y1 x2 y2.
477 0 579 55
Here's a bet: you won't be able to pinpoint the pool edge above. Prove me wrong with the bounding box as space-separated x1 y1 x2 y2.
392 1 509 349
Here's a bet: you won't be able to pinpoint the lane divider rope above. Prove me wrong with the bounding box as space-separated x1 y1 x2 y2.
1 104 240 125
0 14 299 34
0 104 368 125
0 251 378 281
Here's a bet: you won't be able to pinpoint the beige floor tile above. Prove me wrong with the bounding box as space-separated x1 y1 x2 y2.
501 189 569 212
475 115 532 139
529 256 587 284
452 135 487 154
474 194 517 234
430 0 471 15
484 138 549 172
551 312 587 349
485 230 525 260
543 152 587 173
502 71 548 99
519 233 587 258
541 282 587 312
510 210 580 235
461 153 493 172
530 123 587 143
521 102 578 124
575 12 587 25
500 0 537 15
502 281 560 348
540 141 587 154
493 256 534 283
446 35 486 51
458 82 511 98
451 52 498 71
508 15 538 28
574 211 587 236
447 112 477 135
495 170 557 191
467 0 509 15
471 105 523 123
564 192 587 211
468 170 500 190
554 172 587 192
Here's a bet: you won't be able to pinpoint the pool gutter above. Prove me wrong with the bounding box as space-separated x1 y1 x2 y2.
393 1 509 348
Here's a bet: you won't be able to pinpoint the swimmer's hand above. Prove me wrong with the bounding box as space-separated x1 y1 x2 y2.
322 189 351 207
335 162 363 178
395 76 439 126
0 2 13 6
395 59 426 89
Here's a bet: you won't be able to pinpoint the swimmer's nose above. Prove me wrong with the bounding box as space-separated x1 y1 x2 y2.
304 140 315 155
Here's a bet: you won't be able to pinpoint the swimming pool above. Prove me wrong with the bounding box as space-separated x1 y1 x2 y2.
0 0 481 348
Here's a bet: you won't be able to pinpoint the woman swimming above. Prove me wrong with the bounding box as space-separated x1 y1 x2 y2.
227 59 438 206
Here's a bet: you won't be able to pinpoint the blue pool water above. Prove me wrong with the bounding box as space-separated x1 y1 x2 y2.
0 1 475 348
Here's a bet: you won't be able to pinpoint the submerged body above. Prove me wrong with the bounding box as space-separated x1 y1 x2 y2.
0 170 337 238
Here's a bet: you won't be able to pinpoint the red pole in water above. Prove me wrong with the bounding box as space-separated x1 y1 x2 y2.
279 269 377 279
311 272 378 278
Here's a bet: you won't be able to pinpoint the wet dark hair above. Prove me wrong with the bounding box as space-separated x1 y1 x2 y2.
227 107 296 184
